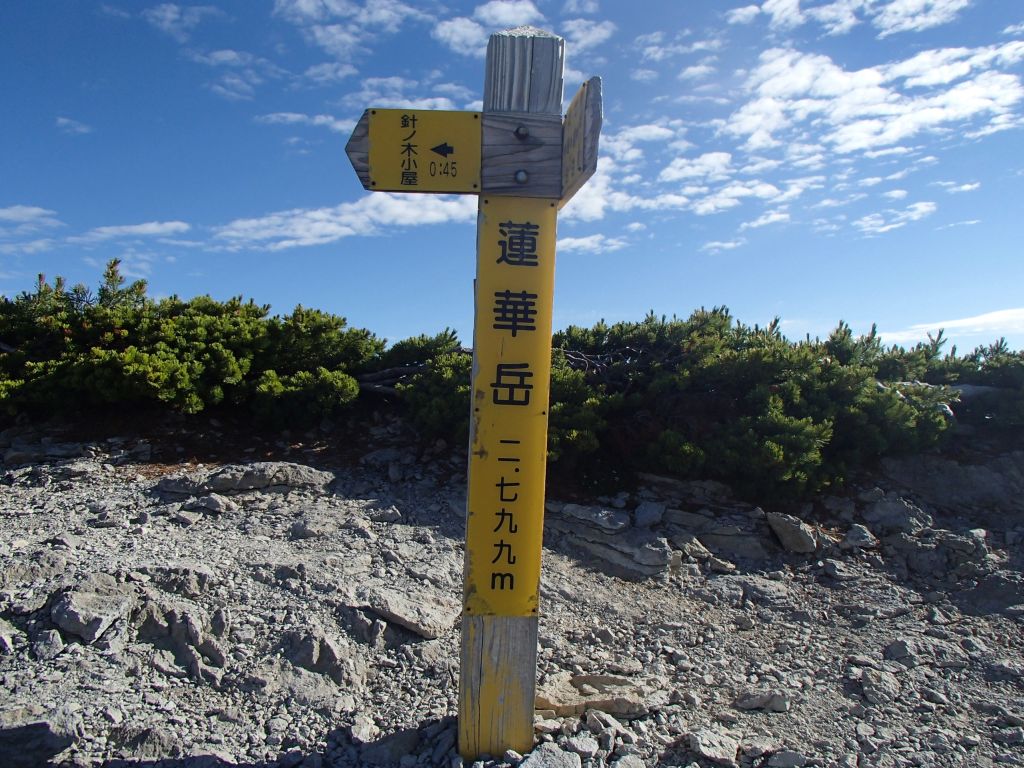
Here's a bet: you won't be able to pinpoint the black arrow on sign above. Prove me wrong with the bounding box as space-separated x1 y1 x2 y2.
431 142 455 157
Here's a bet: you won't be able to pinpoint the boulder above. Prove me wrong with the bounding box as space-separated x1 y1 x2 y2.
49 574 134 644
520 742 582 768
734 689 792 713
688 729 740 767
0 706 82 768
861 496 932 535
287 628 365 686
766 512 817 554
633 500 665 528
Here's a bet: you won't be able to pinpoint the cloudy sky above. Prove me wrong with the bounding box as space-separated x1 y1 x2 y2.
2 0 1023 351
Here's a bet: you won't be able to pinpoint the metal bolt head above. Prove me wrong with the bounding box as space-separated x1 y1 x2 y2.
514 170 529 184
514 125 529 139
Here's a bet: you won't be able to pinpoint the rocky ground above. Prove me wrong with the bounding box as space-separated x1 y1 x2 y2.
1 418 1022 768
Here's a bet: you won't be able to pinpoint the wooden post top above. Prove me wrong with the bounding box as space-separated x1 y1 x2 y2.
483 27 564 116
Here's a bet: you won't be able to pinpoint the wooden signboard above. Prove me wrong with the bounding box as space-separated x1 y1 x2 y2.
345 25 601 761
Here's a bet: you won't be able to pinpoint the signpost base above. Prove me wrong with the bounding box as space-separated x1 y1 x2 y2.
459 615 538 757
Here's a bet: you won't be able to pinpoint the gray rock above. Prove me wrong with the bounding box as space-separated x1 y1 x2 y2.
884 636 968 669
861 668 901 705
287 628 365 686
634 501 665 528
736 575 791 606
564 733 599 758
0 706 82 768
546 509 673 579
698 528 772 561
360 728 421 766
31 629 64 660
688 728 739 767
767 750 810 767
841 524 878 550
0 617 18 654
535 672 651 717
610 757 645 768
734 689 792 713
557 503 631 533
882 451 1024 516
186 492 238 514
110 724 183 759
358 586 460 639
49 575 134 644
861 497 932 534
159 461 335 495
766 512 817 554
520 742 582 768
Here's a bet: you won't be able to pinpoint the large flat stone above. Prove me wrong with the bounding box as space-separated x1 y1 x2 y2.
357 586 460 639
535 672 651 718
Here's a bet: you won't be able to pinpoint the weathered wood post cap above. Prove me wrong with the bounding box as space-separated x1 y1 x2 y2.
484 27 564 115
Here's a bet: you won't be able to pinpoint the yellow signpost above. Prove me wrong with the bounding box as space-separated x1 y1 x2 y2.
464 197 558 618
367 109 481 193
345 25 601 761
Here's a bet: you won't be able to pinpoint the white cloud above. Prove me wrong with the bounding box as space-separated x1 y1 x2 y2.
871 0 972 38
883 42 1024 89
740 209 790 229
762 0 804 29
631 69 658 82
273 0 425 31
725 46 1024 155
561 19 616 51
692 180 780 215
214 193 476 249
56 116 92 135
70 221 191 244
853 200 936 234
557 234 627 253
561 157 691 222
0 205 60 225
806 0 867 35
340 76 463 111
604 123 678 163
142 4 221 43
659 152 733 182
473 0 544 28
1005 22 1024 36
935 218 980 229
309 23 362 58
257 112 354 133
563 0 599 12
432 17 488 56
679 64 715 81
883 189 909 199
304 62 358 83
700 238 746 253
0 239 56 255
934 180 981 193
726 5 760 24
879 308 1024 344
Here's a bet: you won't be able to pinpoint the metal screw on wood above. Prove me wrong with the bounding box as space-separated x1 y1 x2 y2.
514 170 529 184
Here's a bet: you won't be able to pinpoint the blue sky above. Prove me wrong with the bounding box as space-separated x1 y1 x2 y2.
2 0 1023 353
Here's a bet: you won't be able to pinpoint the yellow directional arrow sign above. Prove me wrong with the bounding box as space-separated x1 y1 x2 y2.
353 108 482 194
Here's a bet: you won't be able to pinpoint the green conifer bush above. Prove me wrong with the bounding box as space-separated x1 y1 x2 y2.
1 261 1019 500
